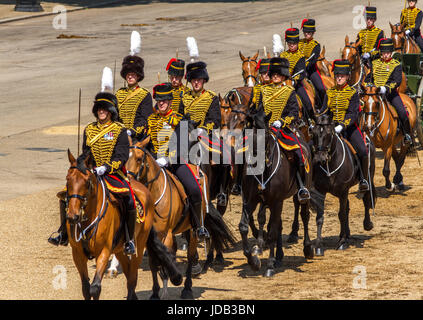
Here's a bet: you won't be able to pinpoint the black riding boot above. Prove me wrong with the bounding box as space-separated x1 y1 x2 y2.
48 200 69 246
355 154 370 193
400 117 413 146
124 208 137 255
296 164 311 204
190 201 210 242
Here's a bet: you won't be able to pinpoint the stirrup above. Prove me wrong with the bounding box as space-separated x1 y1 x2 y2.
216 193 227 207
124 240 136 255
297 187 311 204
231 184 241 196
404 134 413 145
359 179 370 192
196 227 210 242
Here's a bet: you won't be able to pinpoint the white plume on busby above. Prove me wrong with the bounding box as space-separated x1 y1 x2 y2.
186 36 199 62
130 30 142 56
272 34 284 57
101 67 114 92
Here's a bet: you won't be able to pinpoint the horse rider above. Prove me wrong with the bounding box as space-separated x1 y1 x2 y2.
166 57 189 111
115 54 153 141
146 82 209 241
355 6 385 68
251 58 271 106
255 57 311 203
401 0 423 51
318 60 370 193
178 61 229 206
363 38 413 145
49 92 138 255
299 18 327 106
280 28 314 122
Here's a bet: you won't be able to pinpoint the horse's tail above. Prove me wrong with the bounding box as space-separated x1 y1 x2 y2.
146 227 183 286
205 203 237 253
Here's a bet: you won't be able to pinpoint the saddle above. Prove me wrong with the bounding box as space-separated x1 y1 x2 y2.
165 169 188 204
341 137 357 155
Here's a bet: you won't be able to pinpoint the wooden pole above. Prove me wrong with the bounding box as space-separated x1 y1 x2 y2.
77 88 82 157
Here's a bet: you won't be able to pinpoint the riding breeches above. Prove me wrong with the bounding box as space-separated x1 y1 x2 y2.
388 92 409 124
295 83 314 120
343 124 367 159
171 164 203 205
309 71 327 106
104 173 136 211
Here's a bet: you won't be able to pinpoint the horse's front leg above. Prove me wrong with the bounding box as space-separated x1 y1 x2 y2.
383 146 394 191
252 203 266 256
239 197 260 271
264 202 283 278
392 144 407 191
181 231 197 300
337 194 350 251
314 191 326 256
90 247 112 300
71 246 91 300
288 195 300 243
299 201 314 259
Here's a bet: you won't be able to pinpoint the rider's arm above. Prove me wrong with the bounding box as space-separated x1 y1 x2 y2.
201 95 221 134
343 92 360 129
384 64 403 94
413 11 423 32
132 92 153 137
307 42 320 68
292 57 306 82
281 91 299 124
103 128 130 174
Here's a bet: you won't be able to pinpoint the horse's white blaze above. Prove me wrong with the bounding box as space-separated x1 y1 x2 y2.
247 62 254 87
345 48 350 60
129 151 133 158
367 96 374 128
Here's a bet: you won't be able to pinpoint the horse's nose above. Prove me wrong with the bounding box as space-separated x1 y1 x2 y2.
66 213 80 225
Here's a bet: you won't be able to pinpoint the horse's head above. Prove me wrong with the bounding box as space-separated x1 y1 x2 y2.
361 85 383 137
66 149 95 225
127 137 150 182
219 93 231 136
222 103 252 149
311 113 335 164
342 36 361 65
239 50 259 87
390 22 405 53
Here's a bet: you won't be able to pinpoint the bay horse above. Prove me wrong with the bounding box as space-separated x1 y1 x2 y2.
310 114 376 255
233 107 314 277
239 51 259 87
64 150 182 300
316 46 334 78
390 22 421 54
361 85 416 191
125 119 236 299
342 35 407 93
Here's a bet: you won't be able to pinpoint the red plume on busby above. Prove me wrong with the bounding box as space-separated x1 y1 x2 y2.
166 58 178 71
301 19 308 29
166 58 185 77
256 59 262 71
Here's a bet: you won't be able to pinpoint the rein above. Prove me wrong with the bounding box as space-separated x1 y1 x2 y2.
362 93 389 139
318 133 346 177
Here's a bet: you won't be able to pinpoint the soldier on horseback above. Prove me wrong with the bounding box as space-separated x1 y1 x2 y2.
255 57 311 203
116 54 153 141
401 0 423 51
280 28 314 121
146 82 210 241
251 58 271 106
49 92 138 255
364 38 413 145
166 58 189 111
356 6 385 68
319 60 370 192
299 18 326 106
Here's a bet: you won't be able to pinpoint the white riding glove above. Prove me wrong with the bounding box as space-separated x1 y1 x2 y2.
379 86 387 95
362 52 371 59
335 125 343 134
272 120 282 129
405 29 411 36
156 157 168 168
196 127 208 138
94 165 107 176
127 130 132 136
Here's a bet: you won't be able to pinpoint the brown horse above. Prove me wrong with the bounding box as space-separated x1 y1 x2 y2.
390 22 421 54
239 51 259 87
361 85 416 191
64 150 182 300
316 46 334 78
126 134 236 299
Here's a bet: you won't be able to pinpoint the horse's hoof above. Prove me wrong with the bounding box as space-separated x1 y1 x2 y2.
287 233 299 244
264 269 275 278
180 243 188 251
248 255 261 271
303 246 314 259
181 288 194 300
214 253 225 265
274 259 283 269
106 269 118 279
337 243 348 251
252 245 263 256
363 220 374 231
192 262 202 277
149 294 160 300
396 182 405 191
315 247 324 256
386 183 395 192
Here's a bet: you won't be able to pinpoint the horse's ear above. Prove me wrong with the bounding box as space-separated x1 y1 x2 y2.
345 35 349 46
252 50 259 61
67 149 76 164
389 21 394 30
139 136 151 148
267 52 271 59
321 46 326 57
239 51 246 61
218 93 223 104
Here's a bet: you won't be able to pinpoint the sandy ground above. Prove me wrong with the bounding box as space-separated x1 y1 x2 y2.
0 0 422 301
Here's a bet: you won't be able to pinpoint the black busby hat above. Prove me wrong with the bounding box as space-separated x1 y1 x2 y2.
120 55 145 82
166 58 185 77
301 19 316 33
332 59 351 76
285 28 300 43
186 61 209 82
153 82 174 101
92 92 119 121
365 6 377 19
256 58 271 74
268 57 291 78
378 38 394 52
